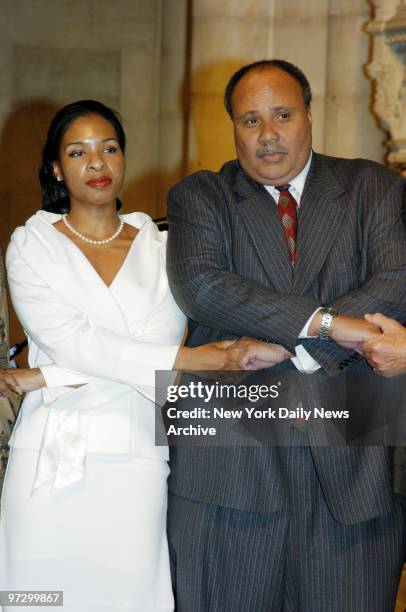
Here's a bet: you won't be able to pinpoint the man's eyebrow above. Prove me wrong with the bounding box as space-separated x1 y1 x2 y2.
272 106 293 112
238 106 294 118
239 110 260 117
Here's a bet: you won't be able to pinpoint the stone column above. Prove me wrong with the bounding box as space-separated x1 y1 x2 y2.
156 0 189 216
324 0 384 162
366 0 406 174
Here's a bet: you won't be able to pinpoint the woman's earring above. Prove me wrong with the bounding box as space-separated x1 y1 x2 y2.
56 176 63 182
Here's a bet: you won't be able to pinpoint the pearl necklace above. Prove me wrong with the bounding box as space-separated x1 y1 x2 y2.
62 214 125 245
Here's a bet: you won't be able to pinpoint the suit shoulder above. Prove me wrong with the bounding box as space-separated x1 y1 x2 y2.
319 153 403 188
168 160 239 199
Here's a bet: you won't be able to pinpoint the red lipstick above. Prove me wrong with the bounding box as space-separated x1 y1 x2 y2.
86 176 112 188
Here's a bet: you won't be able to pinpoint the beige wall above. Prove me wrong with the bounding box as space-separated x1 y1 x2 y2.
0 0 386 345
0 0 189 255
186 0 384 173
0 0 188 345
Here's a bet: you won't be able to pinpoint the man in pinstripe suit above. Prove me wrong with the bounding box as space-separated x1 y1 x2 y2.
166 59 406 611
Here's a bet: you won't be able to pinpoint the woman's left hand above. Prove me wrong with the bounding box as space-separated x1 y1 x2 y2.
174 338 292 372
222 337 292 370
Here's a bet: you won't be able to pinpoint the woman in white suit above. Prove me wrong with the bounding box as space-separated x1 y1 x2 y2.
0 100 288 611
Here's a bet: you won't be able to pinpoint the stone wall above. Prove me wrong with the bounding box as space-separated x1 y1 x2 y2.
0 0 389 344
186 0 384 174
0 0 189 258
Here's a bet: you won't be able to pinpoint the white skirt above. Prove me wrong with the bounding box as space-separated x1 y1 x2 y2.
0 449 174 612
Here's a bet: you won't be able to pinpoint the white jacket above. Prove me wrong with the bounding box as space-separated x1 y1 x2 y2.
6 211 186 492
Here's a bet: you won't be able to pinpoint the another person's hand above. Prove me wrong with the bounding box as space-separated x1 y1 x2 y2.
0 369 23 398
173 338 292 372
3 368 46 394
361 313 406 377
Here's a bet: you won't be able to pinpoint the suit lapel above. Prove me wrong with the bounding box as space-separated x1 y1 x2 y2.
233 170 294 293
293 154 346 294
232 155 347 296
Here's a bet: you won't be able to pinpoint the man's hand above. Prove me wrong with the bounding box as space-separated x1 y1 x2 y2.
361 313 406 377
0 369 23 398
308 312 381 350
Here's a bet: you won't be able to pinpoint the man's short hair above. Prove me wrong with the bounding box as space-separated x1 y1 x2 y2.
224 59 312 118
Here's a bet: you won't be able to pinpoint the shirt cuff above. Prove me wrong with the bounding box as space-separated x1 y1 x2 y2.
39 365 90 388
299 307 322 338
290 344 321 374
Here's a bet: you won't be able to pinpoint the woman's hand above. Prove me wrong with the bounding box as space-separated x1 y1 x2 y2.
173 338 292 372
224 337 292 370
4 368 46 393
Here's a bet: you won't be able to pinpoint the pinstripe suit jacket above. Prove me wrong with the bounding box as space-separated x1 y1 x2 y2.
167 153 406 523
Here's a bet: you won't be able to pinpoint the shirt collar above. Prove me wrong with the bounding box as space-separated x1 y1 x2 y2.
288 151 312 197
264 151 312 204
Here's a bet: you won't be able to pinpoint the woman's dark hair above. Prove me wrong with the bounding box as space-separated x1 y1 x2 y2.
224 59 312 118
39 100 126 213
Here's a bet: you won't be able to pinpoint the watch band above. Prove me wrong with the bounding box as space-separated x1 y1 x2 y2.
319 307 338 341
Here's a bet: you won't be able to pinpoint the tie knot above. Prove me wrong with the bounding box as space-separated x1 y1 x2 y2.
276 184 291 192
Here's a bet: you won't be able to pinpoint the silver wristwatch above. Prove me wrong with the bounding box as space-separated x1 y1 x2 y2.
319 307 339 341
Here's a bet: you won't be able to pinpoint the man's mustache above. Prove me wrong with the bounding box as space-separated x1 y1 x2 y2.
256 145 288 158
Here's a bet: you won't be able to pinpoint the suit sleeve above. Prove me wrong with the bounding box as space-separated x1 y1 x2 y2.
167 173 320 353
168 170 406 371
301 174 406 369
329 175 406 315
6 241 180 388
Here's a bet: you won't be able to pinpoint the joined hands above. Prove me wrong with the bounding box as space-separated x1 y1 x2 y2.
360 313 406 377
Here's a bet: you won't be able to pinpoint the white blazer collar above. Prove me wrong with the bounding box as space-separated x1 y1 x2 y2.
10 210 154 335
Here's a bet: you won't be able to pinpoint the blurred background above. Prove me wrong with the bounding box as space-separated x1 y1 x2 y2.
1 0 401 261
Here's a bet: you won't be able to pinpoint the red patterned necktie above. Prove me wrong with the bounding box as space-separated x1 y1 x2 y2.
276 184 297 266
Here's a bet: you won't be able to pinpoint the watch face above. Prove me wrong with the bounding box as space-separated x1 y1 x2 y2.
322 308 337 316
